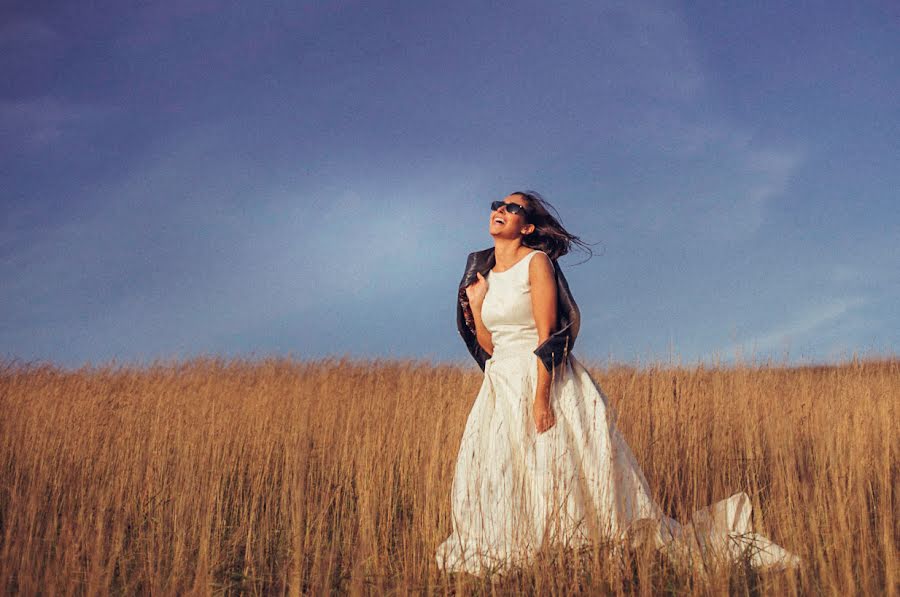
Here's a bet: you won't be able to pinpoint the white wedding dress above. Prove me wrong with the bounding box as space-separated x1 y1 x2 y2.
435 250 799 575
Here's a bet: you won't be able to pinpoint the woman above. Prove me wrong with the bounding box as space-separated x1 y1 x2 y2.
435 191 799 575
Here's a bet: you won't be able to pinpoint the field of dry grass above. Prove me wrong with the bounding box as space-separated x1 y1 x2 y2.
0 354 896 595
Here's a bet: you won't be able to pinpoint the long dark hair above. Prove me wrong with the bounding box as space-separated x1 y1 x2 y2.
512 190 598 263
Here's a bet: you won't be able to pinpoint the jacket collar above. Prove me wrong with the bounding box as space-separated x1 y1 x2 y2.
458 247 496 291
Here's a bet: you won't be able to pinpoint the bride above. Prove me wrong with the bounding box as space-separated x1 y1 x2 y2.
435 191 799 575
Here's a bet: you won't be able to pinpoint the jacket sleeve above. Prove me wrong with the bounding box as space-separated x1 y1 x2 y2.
532 260 579 373
534 326 572 373
457 254 492 371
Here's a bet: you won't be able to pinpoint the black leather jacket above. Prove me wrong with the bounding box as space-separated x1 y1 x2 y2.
457 247 581 373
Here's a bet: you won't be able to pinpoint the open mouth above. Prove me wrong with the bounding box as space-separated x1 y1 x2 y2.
493 217 506 225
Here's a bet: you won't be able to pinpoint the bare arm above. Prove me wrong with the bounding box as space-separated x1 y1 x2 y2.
530 252 558 433
465 272 493 356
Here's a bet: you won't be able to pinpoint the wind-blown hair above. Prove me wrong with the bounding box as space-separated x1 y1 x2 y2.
512 190 597 263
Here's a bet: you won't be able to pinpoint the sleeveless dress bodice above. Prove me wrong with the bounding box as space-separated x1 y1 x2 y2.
481 250 542 359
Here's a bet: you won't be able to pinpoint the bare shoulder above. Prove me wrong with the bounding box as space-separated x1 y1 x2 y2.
528 250 555 281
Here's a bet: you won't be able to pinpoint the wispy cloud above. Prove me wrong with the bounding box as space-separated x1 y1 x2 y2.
723 297 867 359
0 97 108 154
621 143 805 243
590 4 806 241
699 144 804 239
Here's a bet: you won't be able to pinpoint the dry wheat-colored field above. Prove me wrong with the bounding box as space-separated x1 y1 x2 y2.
0 354 896 595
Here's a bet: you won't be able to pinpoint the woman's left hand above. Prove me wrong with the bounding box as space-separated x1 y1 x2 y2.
534 398 556 433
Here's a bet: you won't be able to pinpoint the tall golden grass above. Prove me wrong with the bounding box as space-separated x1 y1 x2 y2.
0 355 896 595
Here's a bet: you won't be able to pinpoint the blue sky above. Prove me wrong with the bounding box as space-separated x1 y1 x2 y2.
2 1 898 369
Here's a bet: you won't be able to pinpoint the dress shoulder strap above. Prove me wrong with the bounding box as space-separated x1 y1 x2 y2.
515 250 545 279
522 249 541 266
523 249 552 269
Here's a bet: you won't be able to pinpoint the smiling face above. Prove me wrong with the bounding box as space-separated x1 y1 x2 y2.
489 194 534 239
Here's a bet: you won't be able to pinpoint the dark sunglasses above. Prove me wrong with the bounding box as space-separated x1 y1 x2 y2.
490 200 528 216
